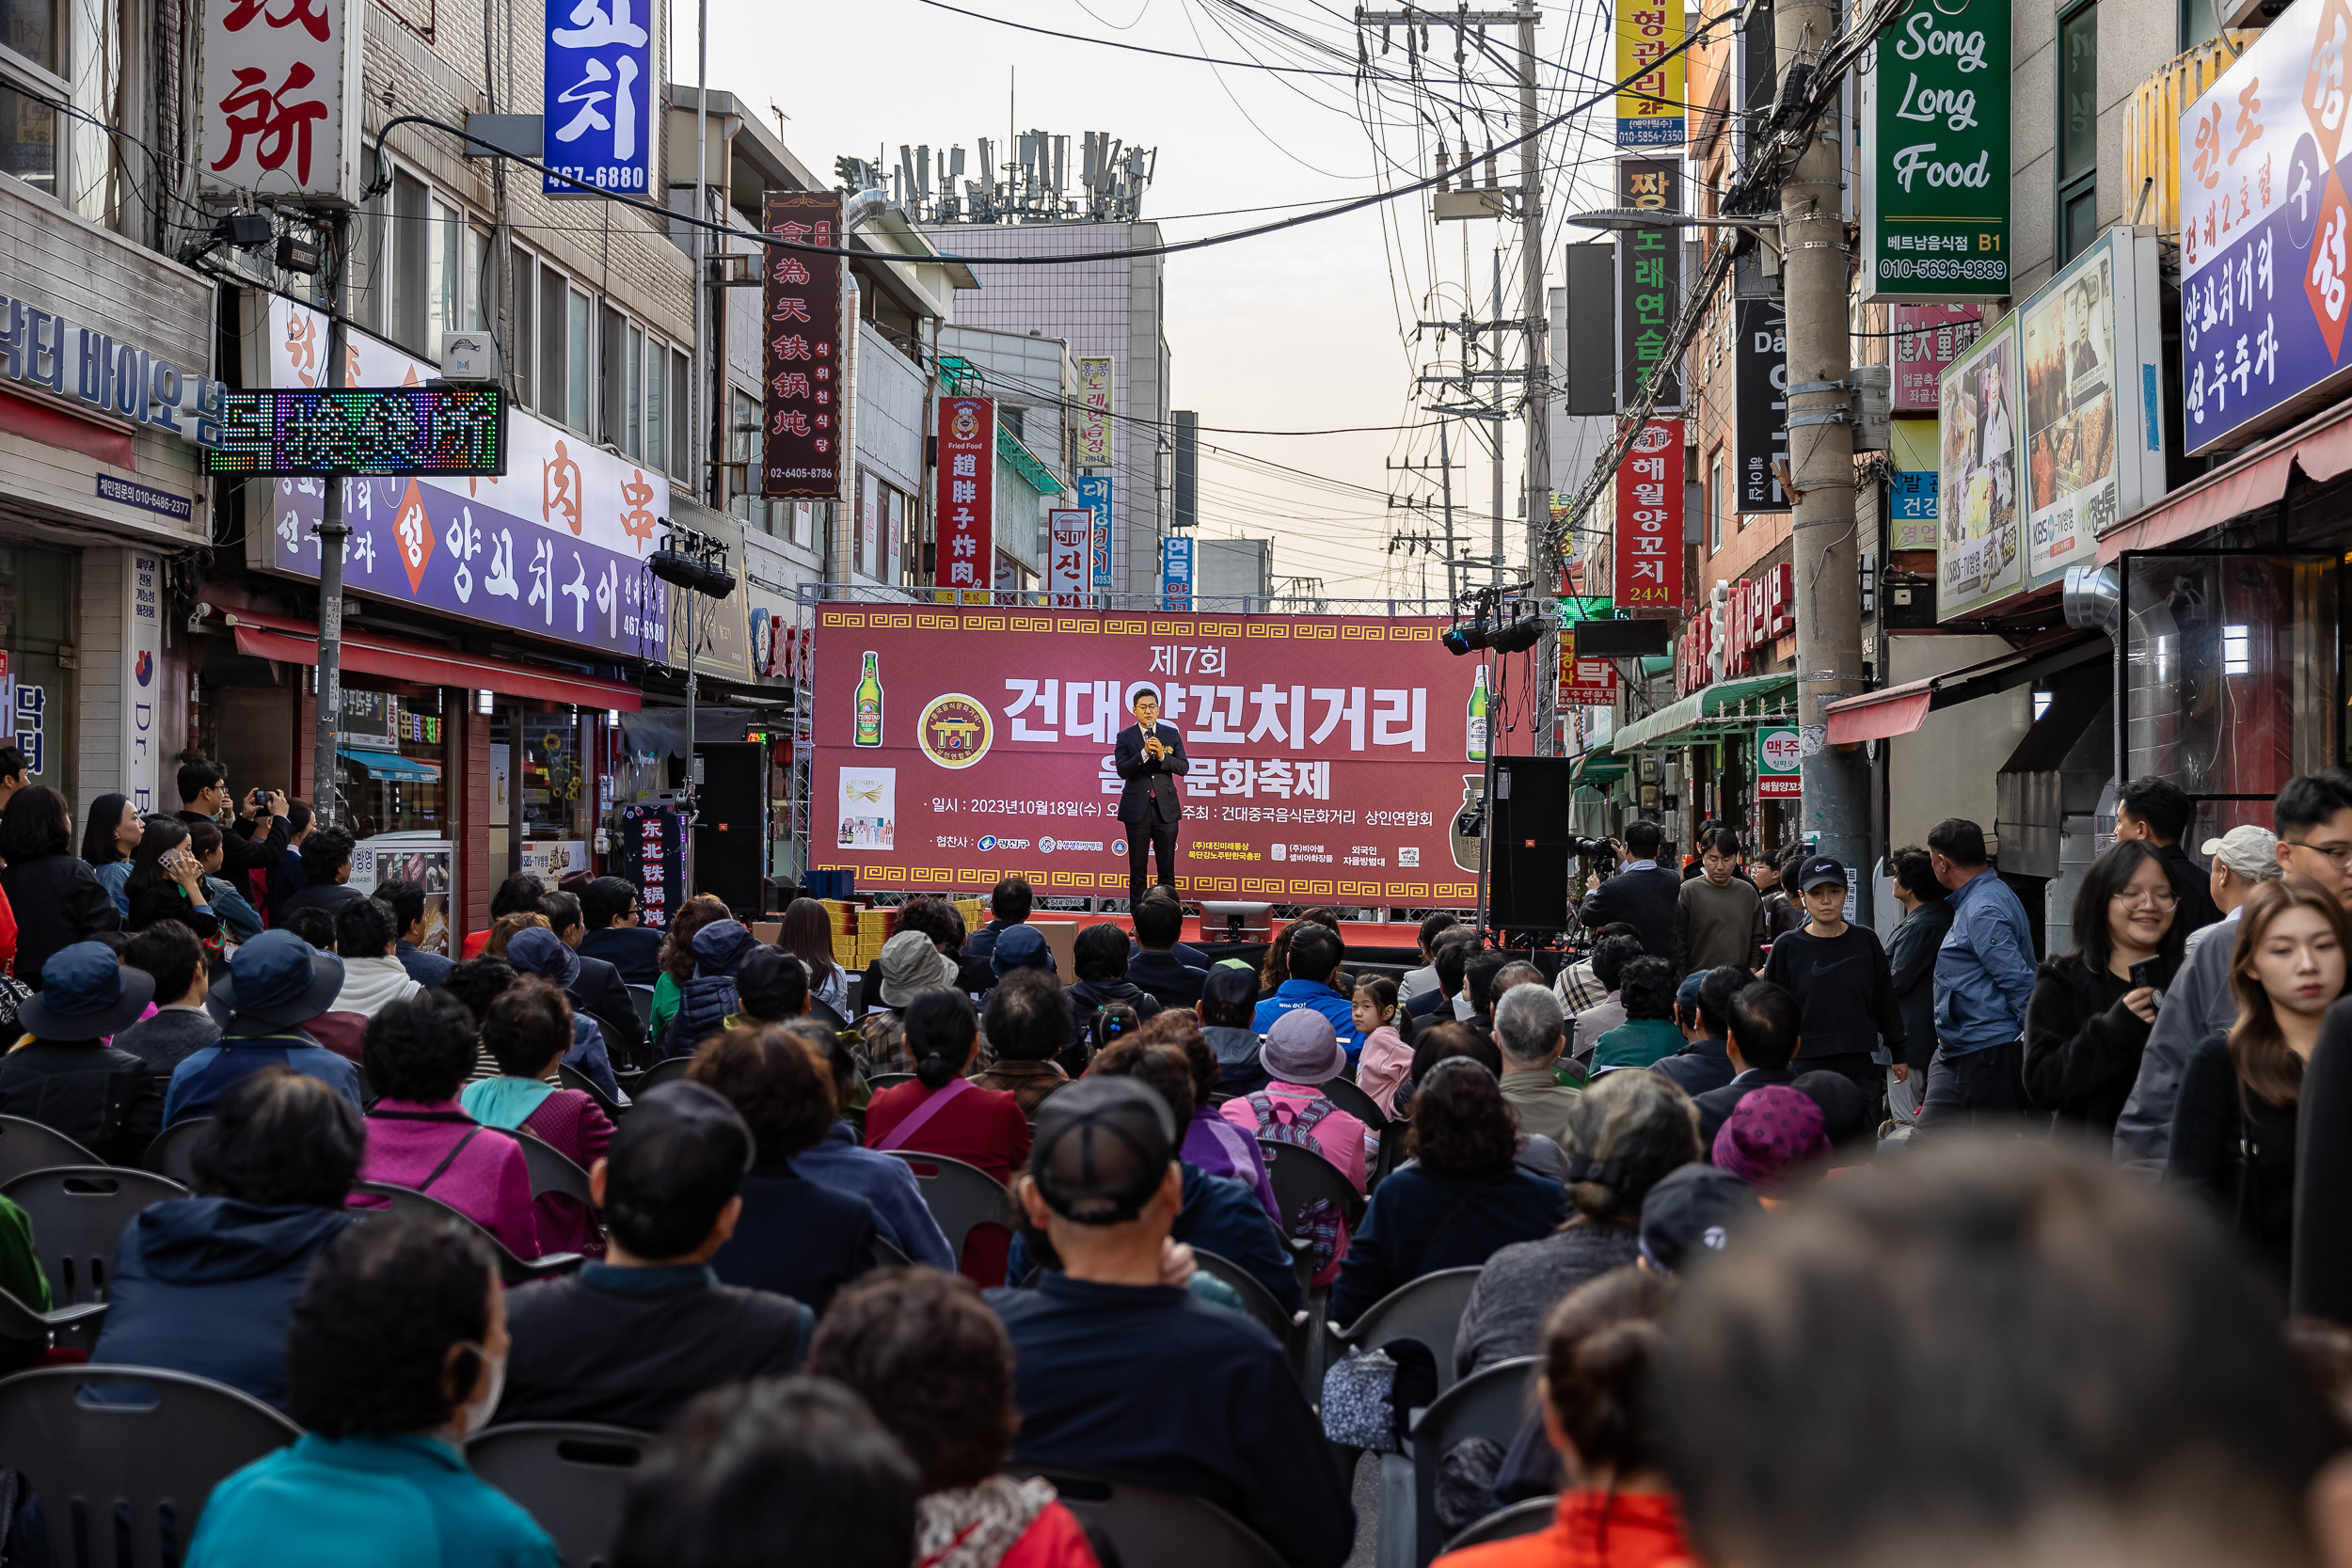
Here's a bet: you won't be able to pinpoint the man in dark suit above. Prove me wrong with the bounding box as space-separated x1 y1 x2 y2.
579 875 665 986
541 890 649 1067
1578 818 1682 973
1691 979 1802 1149
1114 687 1190 908
1125 889 1206 1009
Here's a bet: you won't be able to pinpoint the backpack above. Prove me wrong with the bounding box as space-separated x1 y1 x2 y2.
1246 1092 1344 1275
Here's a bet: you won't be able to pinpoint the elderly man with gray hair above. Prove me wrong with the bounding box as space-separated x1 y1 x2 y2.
2183 825 2282 963
1494 983 1580 1143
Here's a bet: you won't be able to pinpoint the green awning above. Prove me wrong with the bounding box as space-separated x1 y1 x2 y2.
1612 673 1798 751
997 426 1064 498
1571 740 1626 784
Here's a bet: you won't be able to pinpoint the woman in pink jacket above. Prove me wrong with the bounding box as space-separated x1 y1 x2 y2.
357 992 542 1259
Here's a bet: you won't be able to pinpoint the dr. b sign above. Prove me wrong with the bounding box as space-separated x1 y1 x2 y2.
542 0 651 195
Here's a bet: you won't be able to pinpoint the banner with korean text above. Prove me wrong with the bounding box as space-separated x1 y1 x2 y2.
935 396 994 593
1615 0 1686 148
1047 509 1091 606
810 608 1487 905
1613 418 1684 610
1615 158 1684 408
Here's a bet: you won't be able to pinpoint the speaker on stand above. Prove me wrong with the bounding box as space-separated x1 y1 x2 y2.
1486 756 1580 933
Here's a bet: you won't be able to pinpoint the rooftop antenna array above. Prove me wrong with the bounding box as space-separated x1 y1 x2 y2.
834 130 1155 224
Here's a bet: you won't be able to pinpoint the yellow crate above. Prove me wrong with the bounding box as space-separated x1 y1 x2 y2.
954 897 986 936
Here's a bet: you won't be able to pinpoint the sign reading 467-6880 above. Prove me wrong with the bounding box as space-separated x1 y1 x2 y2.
1861 0 2011 300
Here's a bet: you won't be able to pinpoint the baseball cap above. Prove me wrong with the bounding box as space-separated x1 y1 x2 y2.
2201 824 2280 882
1028 1076 1176 1226
1199 963 1259 1027
1638 1163 1760 1275
1795 854 1850 894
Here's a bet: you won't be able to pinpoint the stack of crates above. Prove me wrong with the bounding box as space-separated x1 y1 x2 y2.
822 900 860 971
855 905 897 970
954 897 987 941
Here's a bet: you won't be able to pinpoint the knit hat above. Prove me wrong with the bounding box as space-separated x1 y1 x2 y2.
2202 824 2281 882
1261 1007 1346 1085
989 923 1057 979
879 928 958 1006
1710 1085 1829 1186
1029 1076 1176 1226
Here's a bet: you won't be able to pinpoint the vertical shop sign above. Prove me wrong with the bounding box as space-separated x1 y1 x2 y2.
541 0 652 195
1047 509 1092 607
1613 418 1684 610
1860 0 2010 300
1076 473 1113 594
1615 0 1686 148
198 0 364 201
935 396 995 594
759 191 847 500
1558 627 1621 705
1756 727 1803 796
1890 303 1984 410
1616 158 1684 409
1076 356 1114 467
1160 534 1195 610
124 551 162 813
1734 296 1788 512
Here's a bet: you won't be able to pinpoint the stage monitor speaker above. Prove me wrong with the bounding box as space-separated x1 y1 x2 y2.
1486 756 1580 931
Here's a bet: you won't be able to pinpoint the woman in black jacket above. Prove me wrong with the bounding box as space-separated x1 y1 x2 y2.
0 785 122 987
121 816 223 939
2021 841 2185 1139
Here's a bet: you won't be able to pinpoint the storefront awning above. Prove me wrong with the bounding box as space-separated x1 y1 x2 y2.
1612 673 1797 752
2099 398 2352 560
1571 741 1626 784
225 610 643 711
1822 632 2107 746
337 747 442 783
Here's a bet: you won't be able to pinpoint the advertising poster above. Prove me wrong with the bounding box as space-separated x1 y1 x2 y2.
1613 418 1685 610
1615 0 1686 148
2179 0 2352 451
2020 236 2121 578
1891 304 1985 410
349 840 453 952
1938 315 2024 616
1860 0 2010 300
809 606 1485 906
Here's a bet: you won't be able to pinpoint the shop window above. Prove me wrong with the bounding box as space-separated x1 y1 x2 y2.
464 226 490 332
670 349 691 477
2058 2 2099 266
0 78 56 197
0 544 77 801
0 0 122 228
2123 553 2338 837
512 251 535 408
565 289 590 433
427 199 462 348
336 687 451 842
540 266 567 420
492 710 595 870
391 171 427 352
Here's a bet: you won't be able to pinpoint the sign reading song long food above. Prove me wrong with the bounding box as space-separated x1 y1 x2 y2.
811 607 1490 905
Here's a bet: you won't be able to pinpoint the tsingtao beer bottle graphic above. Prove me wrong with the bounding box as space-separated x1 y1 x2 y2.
1466 665 1490 762
854 652 883 747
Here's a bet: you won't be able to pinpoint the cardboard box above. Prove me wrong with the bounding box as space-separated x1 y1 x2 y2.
1029 918 1082 978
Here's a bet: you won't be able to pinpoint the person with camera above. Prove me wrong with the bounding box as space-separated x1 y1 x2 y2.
176 759 291 881
1576 820 1681 974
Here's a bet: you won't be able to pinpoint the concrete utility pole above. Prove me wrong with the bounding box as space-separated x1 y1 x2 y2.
1777 0 1867 886
314 207 350 829
1517 0 1556 756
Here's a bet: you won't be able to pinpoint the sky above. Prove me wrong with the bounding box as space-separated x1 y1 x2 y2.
692 0 1633 607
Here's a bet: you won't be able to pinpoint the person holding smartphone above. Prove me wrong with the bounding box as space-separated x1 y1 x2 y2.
123 818 222 939
2020 840 2183 1142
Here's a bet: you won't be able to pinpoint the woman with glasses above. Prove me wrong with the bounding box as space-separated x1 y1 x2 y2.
2022 840 2185 1140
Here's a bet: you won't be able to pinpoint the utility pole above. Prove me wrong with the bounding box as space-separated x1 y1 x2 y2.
314 207 350 829
1778 0 1866 890
1517 0 1556 756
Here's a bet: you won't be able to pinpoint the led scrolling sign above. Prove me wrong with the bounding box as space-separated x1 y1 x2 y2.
206 387 508 476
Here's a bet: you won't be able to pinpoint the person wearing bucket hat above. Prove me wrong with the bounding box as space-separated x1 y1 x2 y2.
857 929 965 1078
1217 1009 1369 1287
163 929 362 1126
502 926 623 1103
0 942 161 1164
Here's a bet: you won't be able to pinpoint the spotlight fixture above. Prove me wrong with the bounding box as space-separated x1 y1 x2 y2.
648 539 738 599
1442 613 1545 656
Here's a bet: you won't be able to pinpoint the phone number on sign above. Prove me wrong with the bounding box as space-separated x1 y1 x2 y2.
1875 258 2007 282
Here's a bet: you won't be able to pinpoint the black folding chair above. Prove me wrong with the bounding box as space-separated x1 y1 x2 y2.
635 1056 693 1093
1441 1496 1556 1553
141 1117 213 1185
558 1062 629 1118
882 1150 1015 1279
1012 1466 1287 1568
2 1166 188 1346
351 1181 584 1286
467 1421 651 1568
1410 1356 1541 1564
0 1116 101 1186
1327 1265 1486 1396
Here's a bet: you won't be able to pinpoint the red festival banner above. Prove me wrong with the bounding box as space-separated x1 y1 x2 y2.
759 190 846 499
1613 418 1683 611
935 396 995 593
811 606 1492 905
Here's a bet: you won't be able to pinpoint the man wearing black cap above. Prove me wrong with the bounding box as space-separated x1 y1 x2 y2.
988 1078 1353 1568
163 929 364 1125
1758 855 1904 1110
496 1081 813 1433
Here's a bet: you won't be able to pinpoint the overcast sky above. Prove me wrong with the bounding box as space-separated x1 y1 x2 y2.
692 0 1629 605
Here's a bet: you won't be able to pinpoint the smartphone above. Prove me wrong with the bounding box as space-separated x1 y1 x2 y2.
2128 958 2165 1001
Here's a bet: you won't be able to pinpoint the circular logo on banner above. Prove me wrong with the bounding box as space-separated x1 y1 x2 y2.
1630 422 1675 455
978 835 998 851
1113 839 1127 856
1758 729 1802 772
1040 836 1058 854
917 693 993 769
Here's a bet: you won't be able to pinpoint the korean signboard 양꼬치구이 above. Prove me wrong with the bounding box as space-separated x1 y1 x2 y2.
1735 296 1788 513
1938 309 2025 617
1617 157 1684 409
760 191 847 500
936 397 995 594
809 607 1488 906
1616 0 1686 149
1860 0 2010 300
541 0 652 196
1614 418 1685 611
2179 0 2352 453
2017 228 2166 567
198 0 366 202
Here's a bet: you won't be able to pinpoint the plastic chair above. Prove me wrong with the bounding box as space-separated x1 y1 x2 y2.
0 1284 109 1354
806 994 850 1031
871 1235 912 1268
881 1150 1014 1275
1327 1266 1486 1397
0 1115 102 1186
1410 1356 1541 1565
141 1117 213 1186
0 1365 300 1568
351 1181 584 1287
866 1071 916 1091
635 1056 693 1093
467 1421 651 1568
1322 1076 1389 1132
2 1166 189 1311
1012 1466 1287 1568
1255 1138 1367 1293
626 985 656 1028
1188 1248 1305 1377
501 1131 603 1245
558 1062 629 1119
1441 1496 1556 1553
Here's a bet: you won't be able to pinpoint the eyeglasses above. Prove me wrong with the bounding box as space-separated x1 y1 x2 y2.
2110 887 2178 910
2284 841 2352 871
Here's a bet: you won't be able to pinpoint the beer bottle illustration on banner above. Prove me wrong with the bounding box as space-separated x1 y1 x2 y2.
853 653 884 747
1466 665 1490 762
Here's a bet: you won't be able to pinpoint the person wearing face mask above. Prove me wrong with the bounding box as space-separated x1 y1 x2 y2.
2166 878 2352 1284
183 1215 559 1568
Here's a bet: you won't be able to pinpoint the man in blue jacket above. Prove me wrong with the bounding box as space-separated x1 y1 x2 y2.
1920 818 2038 1128
1250 922 1363 1057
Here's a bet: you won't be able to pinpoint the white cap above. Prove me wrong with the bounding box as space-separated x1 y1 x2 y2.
2201 824 2280 882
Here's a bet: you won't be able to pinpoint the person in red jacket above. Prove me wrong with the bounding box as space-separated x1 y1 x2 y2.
810 1268 1103 1568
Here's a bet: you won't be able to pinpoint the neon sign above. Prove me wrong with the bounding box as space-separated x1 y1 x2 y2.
207 387 507 476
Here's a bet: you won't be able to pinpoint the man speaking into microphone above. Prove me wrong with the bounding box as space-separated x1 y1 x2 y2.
1114 686 1190 907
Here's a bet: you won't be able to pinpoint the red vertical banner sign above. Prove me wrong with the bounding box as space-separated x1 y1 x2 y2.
1046 509 1091 607
935 396 996 594
760 191 847 499
1613 418 1684 610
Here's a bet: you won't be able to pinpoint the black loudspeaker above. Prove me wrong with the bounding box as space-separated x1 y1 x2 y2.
1486 757 1580 931
692 742 767 917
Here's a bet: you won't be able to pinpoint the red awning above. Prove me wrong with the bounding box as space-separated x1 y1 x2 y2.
1824 688 1933 746
225 610 642 710
2100 399 2352 560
